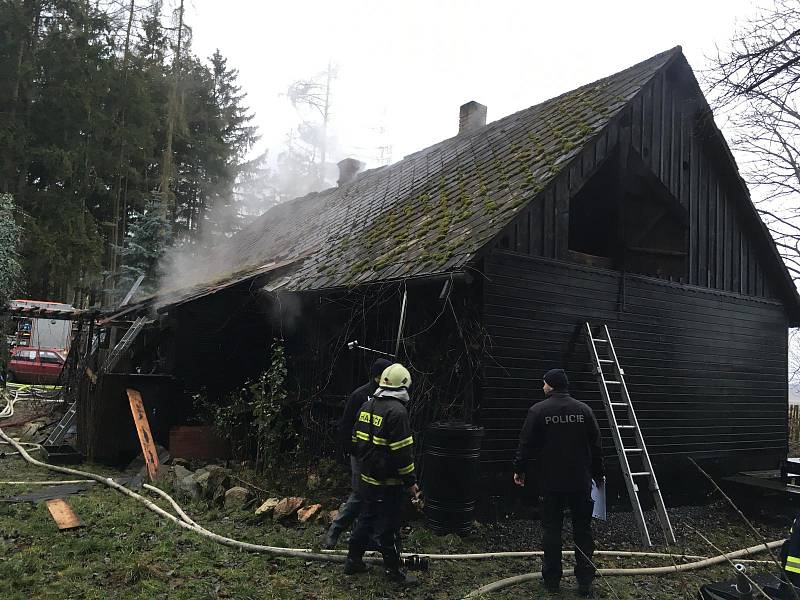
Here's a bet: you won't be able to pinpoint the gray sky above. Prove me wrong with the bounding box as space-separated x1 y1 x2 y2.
188 0 754 168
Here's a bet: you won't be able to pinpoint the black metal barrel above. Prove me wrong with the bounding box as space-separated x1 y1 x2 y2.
422 422 484 534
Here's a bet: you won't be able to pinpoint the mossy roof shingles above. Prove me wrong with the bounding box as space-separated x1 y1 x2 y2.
208 47 681 292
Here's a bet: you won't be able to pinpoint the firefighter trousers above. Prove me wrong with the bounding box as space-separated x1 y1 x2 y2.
347 487 405 570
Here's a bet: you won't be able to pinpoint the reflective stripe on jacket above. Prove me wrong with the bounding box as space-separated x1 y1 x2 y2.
782 513 800 583
352 388 416 496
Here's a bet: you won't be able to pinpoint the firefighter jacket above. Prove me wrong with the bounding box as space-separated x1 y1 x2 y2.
336 380 378 454
352 387 416 498
781 512 800 586
513 391 604 493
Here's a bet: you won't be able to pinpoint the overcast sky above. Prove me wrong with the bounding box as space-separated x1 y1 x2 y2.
187 0 755 169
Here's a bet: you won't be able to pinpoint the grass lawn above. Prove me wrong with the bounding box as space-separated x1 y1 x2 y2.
0 429 793 599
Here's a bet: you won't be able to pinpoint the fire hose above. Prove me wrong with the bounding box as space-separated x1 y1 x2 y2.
0 427 787 595
462 540 784 598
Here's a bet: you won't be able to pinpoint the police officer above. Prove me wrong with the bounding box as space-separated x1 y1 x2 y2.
324 358 392 549
344 363 420 586
513 368 604 598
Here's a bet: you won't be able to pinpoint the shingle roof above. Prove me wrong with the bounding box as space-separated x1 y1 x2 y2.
185 47 682 293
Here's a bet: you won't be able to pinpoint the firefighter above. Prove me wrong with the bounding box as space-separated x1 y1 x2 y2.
780 512 800 597
323 357 392 549
344 363 420 586
513 368 604 598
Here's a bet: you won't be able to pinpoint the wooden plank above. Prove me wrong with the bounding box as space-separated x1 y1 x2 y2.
723 193 732 292
555 177 570 259
706 172 716 288
740 231 748 295
670 87 681 201
632 93 643 152
715 182 725 290
641 82 654 168
46 498 82 530
697 154 708 287
652 73 664 180
685 103 697 284
732 213 741 293
532 199 543 256
521 209 531 255
543 188 555 258
126 388 160 482
755 255 763 297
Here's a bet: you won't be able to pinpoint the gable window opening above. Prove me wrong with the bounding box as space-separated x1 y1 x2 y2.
568 149 688 282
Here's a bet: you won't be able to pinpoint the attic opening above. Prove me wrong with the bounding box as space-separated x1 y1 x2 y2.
569 156 619 259
568 147 688 281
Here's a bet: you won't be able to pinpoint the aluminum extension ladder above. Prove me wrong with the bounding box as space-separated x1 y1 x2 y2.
100 316 147 373
44 402 77 446
585 322 675 547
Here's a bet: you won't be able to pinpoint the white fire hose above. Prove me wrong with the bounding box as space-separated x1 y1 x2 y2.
0 426 786 596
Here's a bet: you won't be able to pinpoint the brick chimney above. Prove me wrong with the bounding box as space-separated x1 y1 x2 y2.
337 158 365 186
459 101 487 134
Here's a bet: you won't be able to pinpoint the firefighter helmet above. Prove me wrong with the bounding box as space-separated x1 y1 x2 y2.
379 363 412 389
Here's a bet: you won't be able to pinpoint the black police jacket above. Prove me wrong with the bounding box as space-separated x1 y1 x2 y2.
336 380 378 454
513 391 604 493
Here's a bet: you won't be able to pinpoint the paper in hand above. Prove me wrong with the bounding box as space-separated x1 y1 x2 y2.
591 480 607 521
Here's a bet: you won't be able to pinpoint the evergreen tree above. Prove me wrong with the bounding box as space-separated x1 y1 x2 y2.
118 196 171 297
0 1 262 303
0 193 22 306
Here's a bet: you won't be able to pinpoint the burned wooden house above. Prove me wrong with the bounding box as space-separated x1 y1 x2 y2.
88 47 799 493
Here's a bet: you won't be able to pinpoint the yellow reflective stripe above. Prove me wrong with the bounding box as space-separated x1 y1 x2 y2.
787 564 800 574
398 462 415 475
351 435 357 442
360 474 401 486
389 436 413 451
787 556 800 566
354 431 387 446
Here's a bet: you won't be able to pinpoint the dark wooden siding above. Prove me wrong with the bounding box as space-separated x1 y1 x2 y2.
480 251 788 474
494 63 781 301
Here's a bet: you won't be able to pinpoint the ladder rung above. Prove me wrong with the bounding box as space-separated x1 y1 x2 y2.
592 338 608 343
610 402 628 407
630 472 651 477
599 359 614 364
604 380 621 384
618 425 635 429
623 448 642 453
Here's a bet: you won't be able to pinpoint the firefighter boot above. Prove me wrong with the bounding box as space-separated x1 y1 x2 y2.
384 568 419 586
322 527 339 550
343 559 369 575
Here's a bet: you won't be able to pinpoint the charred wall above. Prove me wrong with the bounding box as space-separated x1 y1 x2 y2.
480 250 789 482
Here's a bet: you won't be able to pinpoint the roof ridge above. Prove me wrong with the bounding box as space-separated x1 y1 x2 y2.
399 46 682 162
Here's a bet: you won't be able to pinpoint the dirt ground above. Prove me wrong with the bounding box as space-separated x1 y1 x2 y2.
0 416 795 599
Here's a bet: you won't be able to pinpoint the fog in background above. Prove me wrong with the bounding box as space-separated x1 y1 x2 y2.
188 0 752 176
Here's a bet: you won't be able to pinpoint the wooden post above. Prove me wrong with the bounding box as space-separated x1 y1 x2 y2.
126 388 160 481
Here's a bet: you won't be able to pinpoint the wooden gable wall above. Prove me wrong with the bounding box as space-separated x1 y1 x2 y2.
492 57 783 302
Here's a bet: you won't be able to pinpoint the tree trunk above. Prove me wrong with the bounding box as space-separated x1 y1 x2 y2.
9 0 43 195
159 0 184 220
109 0 136 292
